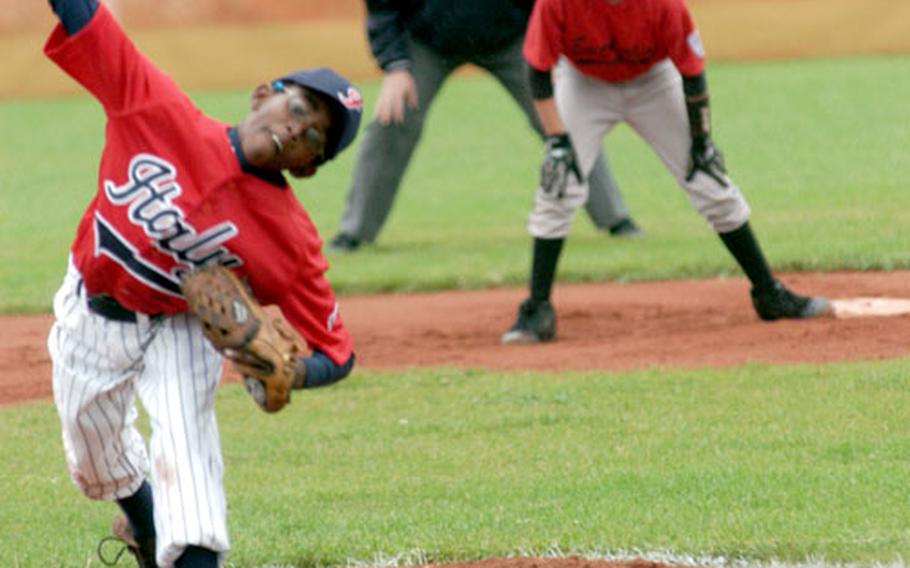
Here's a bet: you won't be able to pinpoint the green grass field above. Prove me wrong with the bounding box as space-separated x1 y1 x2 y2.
1 55 908 311
1 54 909 567
2 362 910 567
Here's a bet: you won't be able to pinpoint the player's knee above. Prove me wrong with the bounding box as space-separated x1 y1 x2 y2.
528 209 575 239
66 465 125 500
700 200 751 233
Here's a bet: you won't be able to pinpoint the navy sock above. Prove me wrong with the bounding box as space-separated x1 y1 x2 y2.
116 480 155 548
718 222 776 291
175 545 219 567
530 237 564 304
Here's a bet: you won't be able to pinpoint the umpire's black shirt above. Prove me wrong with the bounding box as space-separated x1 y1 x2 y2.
365 0 535 69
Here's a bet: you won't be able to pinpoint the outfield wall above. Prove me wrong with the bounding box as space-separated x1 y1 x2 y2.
1 0 907 99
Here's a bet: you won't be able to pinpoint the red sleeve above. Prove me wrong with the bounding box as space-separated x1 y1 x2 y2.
277 250 353 366
663 0 705 77
523 0 564 71
280 274 353 366
43 3 184 114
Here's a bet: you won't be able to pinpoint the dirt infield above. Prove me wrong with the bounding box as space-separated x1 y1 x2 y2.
5 270 910 407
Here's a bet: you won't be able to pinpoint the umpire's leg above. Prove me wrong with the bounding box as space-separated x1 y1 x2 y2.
336 40 458 244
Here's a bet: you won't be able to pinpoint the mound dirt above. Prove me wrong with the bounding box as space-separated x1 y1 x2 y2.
5 271 910 406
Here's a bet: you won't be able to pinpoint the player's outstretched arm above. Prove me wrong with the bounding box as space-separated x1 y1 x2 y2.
683 72 728 187
45 0 180 114
527 65 583 197
48 0 98 35
527 65 564 136
295 351 355 389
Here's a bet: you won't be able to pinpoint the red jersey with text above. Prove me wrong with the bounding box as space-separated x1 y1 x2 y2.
43 4 352 363
523 0 705 82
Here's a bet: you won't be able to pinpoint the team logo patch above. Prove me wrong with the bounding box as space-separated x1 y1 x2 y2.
687 30 705 58
327 302 340 331
232 299 249 324
338 87 363 111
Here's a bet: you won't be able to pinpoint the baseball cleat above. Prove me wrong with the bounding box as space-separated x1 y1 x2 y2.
501 298 556 343
326 232 361 253
608 217 643 238
750 281 832 321
97 515 157 567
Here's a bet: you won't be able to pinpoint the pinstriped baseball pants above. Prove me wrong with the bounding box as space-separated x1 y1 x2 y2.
47 258 229 567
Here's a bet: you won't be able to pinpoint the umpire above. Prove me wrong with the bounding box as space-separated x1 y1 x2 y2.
328 0 642 252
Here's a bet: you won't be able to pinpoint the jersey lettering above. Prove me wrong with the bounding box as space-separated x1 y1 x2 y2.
570 35 655 66
94 213 183 296
102 153 242 277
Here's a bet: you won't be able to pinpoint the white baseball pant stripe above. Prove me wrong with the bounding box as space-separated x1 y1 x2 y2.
48 258 230 567
528 58 751 239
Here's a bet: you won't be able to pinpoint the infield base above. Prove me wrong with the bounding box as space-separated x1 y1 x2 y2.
832 297 910 319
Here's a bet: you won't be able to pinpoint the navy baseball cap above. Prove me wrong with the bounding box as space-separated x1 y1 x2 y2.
275 67 363 161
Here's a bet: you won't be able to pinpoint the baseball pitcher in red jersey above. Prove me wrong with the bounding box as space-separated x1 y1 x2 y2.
502 0 831 343
44 0 363 565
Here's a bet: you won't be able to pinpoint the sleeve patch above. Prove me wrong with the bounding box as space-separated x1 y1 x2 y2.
687 30 705 58
327 302 340 332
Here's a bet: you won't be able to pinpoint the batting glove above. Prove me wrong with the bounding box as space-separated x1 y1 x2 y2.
541 133 583 198
686 135 729 188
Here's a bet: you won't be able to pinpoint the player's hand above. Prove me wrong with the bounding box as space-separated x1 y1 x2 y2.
540 133 583 198
686 135 728 187
374 68 418 125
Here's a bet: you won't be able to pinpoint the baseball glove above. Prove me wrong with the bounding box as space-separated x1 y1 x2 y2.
180 264 306 413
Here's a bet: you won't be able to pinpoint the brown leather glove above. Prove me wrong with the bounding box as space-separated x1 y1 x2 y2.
180 265 306 413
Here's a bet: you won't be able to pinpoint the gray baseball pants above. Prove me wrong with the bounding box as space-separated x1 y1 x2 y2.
528 58 750 239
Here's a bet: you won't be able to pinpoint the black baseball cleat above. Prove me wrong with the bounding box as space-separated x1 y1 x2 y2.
608 217 643 238
750 281 832 321
327 232 361 253
501 298 557 344
98 515 157 567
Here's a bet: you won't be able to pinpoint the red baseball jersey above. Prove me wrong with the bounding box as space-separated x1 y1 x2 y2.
44 4 353 363
523 0 705 82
